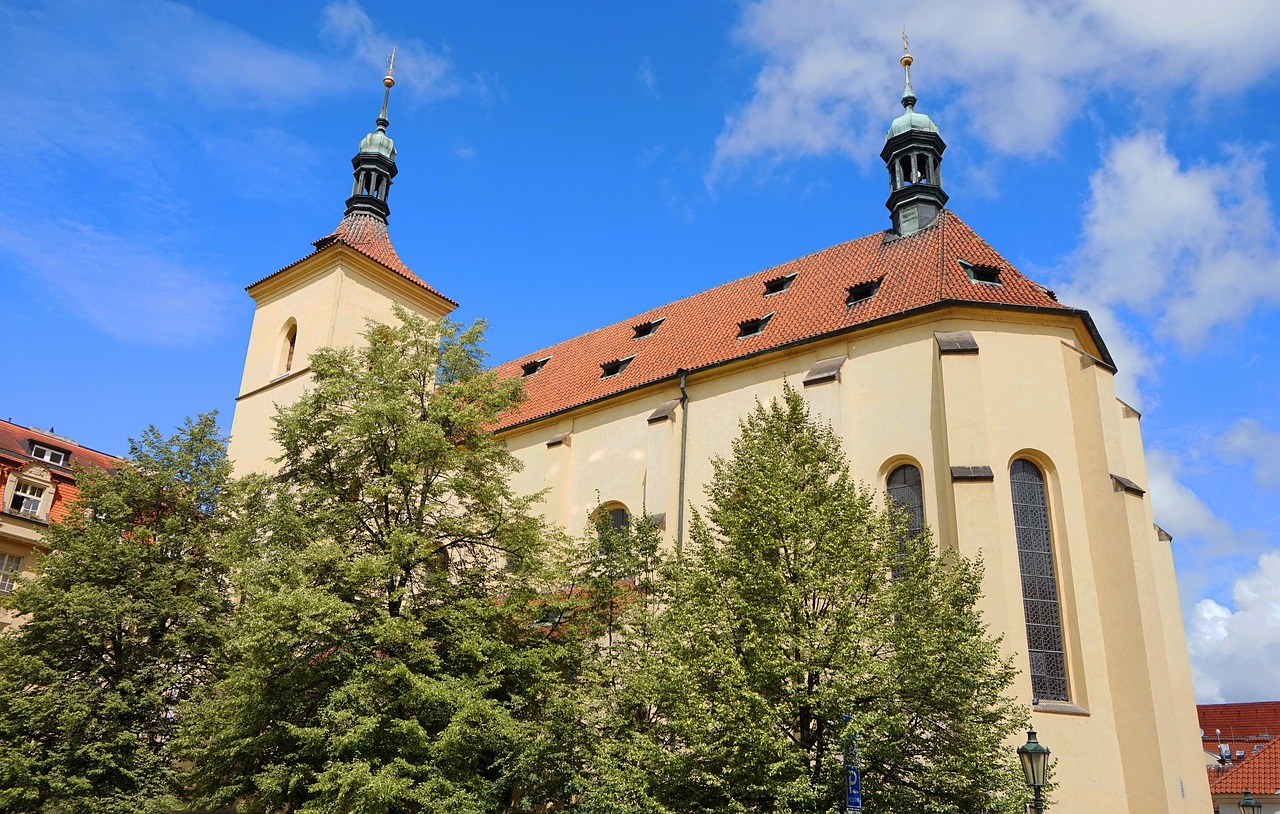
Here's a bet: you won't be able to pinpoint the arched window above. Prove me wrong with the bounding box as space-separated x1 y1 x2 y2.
594 504 629 539
283 322 297 373
887 464 924 538
1010 459 1069 701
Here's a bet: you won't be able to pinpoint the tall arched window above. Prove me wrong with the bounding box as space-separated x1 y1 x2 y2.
887 464 924 538
1010 459 1069 701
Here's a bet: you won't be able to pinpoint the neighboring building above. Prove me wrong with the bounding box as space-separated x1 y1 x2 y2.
0 419 118 629
1201 702 1280 813
227 55 1213 813
1207 737 1280 814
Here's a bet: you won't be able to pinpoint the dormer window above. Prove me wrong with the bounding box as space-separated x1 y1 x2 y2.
600 355 635 379
30 444 68 467
737 312 774 339
632 317 665 339
846 278 882 306
521 357 551 377
8 482 44 518
959 260 1002 286
763 273 797 296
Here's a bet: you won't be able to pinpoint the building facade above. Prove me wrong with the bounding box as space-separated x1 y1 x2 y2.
0 419 118 630
227 56 1213 813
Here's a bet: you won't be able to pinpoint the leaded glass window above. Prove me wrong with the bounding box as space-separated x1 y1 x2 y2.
888 464 924 578
1010 459 1069 701
887 464 924 538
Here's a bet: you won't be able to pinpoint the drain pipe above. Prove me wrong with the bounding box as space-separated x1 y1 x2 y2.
676 370 689 556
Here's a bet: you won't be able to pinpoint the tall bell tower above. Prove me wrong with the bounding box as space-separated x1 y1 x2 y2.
227 54 458 473
880 42 948 236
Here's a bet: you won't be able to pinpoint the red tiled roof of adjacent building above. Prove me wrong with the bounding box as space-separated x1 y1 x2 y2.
246 213 458 307
1208 736 1280 795
1200 703 1280 740
0 419 119 524
492 210 1106 432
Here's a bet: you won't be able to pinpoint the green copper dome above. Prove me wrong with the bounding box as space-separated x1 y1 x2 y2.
358 129 396 161
886 107 939 140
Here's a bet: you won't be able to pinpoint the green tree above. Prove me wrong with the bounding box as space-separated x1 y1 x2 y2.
179 310 591 814
580 386 1029 814
0 415 232 814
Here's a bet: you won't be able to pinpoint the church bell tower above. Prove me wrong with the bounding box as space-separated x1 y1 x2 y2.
881 46 948 236
227 54 457 474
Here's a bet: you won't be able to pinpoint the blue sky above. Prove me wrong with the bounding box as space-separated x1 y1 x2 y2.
2 0 1279 703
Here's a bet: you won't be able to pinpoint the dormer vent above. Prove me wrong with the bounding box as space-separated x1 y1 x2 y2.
959 260 1001 286
521 357 551 377
737 312 774 339
632 317 665 339
600 355 635 379
763 273 797 296
846 277 883 306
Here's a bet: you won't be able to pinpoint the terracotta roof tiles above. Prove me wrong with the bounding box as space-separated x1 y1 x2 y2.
492 210 1095 432
247 213 458 307
0 419 120 524
1208 736 1280 795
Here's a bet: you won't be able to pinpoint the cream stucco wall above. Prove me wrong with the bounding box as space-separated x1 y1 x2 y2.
227 248 453 474
498 307 1211 814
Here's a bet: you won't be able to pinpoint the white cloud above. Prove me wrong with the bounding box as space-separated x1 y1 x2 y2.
1066 134 1280 348
321 1 462 100
1147 449 1237 553
1187 550 1280 703
0 217 235 346
637 56 659 98
711 0 1280 180
1218 419 1280 489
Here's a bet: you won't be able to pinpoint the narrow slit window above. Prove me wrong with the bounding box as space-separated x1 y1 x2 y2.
763 273 797 296
846 278 882 306
1010 459 1070 702
600 356 635 379
284 323 297 372
521 357 551 377
632 317 665 339
737 312 774 339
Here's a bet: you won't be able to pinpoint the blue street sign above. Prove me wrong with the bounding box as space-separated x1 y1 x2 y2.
846 765 862 809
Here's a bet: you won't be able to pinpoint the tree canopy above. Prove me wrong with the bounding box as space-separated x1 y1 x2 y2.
0 414 232 814
178 310 591 814
576 386 1029 814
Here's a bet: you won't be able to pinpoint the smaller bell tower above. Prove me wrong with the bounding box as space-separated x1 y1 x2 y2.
228 52 457 474
880 40 948 237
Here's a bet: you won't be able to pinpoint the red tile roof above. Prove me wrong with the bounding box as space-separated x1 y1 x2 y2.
492 211 1105 432
0 419 119 524
1208 736 1280 795
1200 703 1280 740
247 213 458 307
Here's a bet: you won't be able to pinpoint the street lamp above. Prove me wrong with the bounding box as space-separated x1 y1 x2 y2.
1238 790 1262 814
1018 728 1051 814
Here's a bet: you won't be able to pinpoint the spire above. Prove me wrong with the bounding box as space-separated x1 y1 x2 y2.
880 40 948 237
900 29 917 110
344 50 400 222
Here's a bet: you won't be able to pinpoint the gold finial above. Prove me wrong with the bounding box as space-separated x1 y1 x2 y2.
901 28 912 68
383 46 396 88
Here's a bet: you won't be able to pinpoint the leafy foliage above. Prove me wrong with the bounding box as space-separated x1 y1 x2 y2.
0 414 232 814
179 310 590 814
578 386 1029 814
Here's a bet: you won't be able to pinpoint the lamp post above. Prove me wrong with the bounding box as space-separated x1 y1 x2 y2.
1238 789 1262 814
1017 728 1050 814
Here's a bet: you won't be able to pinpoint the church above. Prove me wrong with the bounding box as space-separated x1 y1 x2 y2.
227 54 1212 813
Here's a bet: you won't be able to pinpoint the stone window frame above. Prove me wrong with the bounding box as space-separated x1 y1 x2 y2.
2 465 55 523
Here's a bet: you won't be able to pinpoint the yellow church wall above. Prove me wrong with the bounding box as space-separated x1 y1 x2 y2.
498 310 1210 814
227 250 453 474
